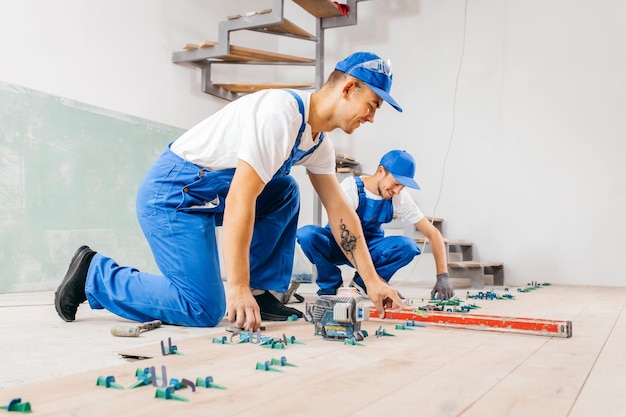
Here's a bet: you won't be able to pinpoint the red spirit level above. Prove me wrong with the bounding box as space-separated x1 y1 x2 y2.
369 308 572 338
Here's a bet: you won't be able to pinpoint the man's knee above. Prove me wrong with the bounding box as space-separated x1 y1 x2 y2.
271 175 300 200
260 175 300 216
296 225 320 246
189 300 226 327
393 236 420 256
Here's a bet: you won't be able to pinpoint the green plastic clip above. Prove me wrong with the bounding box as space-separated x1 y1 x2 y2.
255 361 283 372
96 375 125 390
161 337 182 355
375 327 395 337
195 376 227 390
261 341 285 349
271 356 297 367
284 334 304 345
259 336 274 345
154 386 189 402
395 324 414 330
212 336 231 344
128 371 151 389
0 398 32 413
344 338 364 346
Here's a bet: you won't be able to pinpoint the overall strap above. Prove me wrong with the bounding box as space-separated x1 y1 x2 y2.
276 90 325 176
284 89 306 146
355 176 367 219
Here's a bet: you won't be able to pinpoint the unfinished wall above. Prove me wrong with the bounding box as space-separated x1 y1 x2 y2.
1 0 624 288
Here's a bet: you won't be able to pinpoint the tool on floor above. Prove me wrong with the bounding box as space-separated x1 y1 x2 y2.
168 378 196 392
96 375 125 390
110 320 162 337
160 337 180 355
212 336 231 345
369 308 573 338
0 398 31 413
154 386 189 402
312 287 369 341
229 328 263 344
128 368 153 389
256 360 283 372
196 376 227 390
271 356 296 367
150 365 168 388
226 325 266 332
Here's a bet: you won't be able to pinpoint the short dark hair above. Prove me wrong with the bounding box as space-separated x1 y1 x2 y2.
325 70 363 90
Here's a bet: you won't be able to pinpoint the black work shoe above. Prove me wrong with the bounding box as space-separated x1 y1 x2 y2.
54 245 96 322
254 291 304 321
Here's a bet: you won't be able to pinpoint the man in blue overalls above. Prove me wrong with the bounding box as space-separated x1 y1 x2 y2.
297 150 454 300
54 52 408 331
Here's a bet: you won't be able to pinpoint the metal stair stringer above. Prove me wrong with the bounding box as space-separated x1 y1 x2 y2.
172 0 371 102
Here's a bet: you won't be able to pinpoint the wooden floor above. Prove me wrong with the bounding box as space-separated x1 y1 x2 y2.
0 284 624 416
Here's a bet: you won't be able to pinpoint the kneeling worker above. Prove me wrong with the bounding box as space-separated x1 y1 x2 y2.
297 150 454 300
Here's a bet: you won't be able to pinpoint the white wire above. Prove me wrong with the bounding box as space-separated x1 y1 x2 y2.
395 0 469 289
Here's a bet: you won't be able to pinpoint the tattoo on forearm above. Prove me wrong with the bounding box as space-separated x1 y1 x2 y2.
339 219 359 268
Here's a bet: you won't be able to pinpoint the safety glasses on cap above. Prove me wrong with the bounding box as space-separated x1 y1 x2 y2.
345 58 393 77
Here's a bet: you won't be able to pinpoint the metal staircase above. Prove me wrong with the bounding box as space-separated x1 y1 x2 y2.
171 0 368 101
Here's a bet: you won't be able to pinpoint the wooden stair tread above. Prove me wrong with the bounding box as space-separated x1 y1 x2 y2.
214 83 315 93
227 8 272 20
293 0 344 18
256 18 316 39
448 261 503 268
184 41 315 63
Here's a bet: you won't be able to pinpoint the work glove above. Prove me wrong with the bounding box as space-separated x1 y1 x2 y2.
431 273 455 300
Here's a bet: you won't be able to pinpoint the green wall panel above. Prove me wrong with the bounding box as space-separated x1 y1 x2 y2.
0 82 185 292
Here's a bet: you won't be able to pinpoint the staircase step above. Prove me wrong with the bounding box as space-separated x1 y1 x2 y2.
293 0 344 18
251 18 316 39
181 41 315 63
226 8 315 40
448 261 504 289
213 83 314 93
227 8 273 20
415 238 473 262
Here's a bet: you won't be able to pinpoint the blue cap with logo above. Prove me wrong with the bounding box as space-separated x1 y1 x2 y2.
380 150 420 189
335 52 403 112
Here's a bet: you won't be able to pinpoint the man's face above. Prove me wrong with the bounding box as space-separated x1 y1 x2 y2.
338 82 383 134
377 169 405 199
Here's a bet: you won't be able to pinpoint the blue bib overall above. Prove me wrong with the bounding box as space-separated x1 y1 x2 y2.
85 90 322 326
297 177 420 295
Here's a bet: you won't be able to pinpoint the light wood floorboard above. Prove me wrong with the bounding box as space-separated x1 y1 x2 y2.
0 285 624 416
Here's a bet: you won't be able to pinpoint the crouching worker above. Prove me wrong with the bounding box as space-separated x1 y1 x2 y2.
297 150 454 300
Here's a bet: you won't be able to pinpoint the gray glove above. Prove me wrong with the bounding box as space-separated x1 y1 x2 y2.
431 273 455 300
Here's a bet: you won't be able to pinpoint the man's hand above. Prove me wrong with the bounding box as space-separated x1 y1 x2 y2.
367 279 411 318
226 285 262 331
431 272 455 300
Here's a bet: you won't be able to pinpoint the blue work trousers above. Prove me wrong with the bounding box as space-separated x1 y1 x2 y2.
85 147 300 326
297 225 420 295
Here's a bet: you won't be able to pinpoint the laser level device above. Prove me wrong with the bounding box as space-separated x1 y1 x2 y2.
313 288 370 341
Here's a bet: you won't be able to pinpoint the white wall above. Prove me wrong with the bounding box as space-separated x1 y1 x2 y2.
1 0 624 287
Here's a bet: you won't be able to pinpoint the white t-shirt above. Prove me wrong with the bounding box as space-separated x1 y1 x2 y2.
170 89 336 183
340 176 425 225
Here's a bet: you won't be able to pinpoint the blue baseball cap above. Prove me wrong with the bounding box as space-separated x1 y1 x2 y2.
335 52 403 112
380 150 420 189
